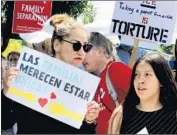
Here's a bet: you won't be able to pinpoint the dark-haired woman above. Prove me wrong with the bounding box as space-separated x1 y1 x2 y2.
108 53 177 134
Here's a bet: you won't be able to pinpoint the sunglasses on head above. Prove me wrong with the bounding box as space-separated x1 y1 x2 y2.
62 39 92 53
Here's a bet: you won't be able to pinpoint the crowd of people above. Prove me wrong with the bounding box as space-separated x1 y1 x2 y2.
1 14 177 134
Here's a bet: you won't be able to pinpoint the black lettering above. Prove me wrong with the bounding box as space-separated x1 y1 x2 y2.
39 72 45 81
22 53 28 62
49 76 55 85
20 63 29 73
84 92 90 101
112 19 120 33
64 83 70 92
135 24 142 37
129 23 136 36
54 79 62 88
160 29 164 42
160 29 168 43
118 21 127 34
44 74 50 83
28 55 34 64
74 87 80 96
78 90 84 99
153 28 160 41
33 69 39 78
141 25 146 38
28 67 34 76
125 22 130 35
111 19 168 43
146 26 152 39
119 2 124 9
34 57 40 65
150 27 154 40
68 84 73 93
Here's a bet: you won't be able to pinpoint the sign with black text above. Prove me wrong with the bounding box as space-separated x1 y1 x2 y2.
110 1 177 46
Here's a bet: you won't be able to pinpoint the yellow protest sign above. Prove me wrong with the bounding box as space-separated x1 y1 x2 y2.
2 39 24 58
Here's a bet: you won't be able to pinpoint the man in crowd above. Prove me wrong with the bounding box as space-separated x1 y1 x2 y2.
83 32 132 134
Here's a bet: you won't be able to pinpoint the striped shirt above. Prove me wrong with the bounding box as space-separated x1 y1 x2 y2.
121 108 177 134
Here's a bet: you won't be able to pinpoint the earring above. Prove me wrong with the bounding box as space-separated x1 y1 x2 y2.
160 84 163 87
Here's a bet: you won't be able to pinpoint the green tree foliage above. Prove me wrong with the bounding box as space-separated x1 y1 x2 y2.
81 2 97 24
52 1 87 19
1 1 88 52
158 44 175 55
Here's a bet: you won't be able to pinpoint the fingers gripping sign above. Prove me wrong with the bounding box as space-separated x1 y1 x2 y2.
85 101 100 124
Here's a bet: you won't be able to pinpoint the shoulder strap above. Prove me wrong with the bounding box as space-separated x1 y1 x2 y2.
106 62 119 107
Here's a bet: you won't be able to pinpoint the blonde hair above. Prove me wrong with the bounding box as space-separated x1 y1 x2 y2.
26 38 53 56
108 105 123 134
50 14 87 56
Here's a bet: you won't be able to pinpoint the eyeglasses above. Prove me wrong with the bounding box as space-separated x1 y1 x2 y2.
62 39 92 53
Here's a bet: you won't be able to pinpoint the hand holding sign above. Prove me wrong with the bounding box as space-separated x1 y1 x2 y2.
3 68 20 96
85 101 100 123
6 46 100 129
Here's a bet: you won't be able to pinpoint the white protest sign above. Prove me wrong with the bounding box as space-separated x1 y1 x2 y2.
110 1 177 49
7 46 100 129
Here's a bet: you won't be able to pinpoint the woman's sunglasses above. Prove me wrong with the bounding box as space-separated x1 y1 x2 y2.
62 39 92 53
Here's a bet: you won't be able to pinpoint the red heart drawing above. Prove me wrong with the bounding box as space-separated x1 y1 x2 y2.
38 98 48 107
50 92 57 99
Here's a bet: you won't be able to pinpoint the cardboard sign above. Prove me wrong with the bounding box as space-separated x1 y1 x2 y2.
110 1 177 47
12 1 52 34
7 46 100 129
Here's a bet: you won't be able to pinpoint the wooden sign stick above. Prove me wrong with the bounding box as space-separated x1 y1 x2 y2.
128 39 140 68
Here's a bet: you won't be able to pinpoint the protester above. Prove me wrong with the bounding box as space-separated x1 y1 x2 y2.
2 14 99 134
83 32 132 134
1 52 20 134
1 55 15 134
108 53 177 134
7 51 20 68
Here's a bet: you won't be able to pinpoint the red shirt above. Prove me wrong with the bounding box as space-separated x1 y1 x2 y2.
95 61 132 134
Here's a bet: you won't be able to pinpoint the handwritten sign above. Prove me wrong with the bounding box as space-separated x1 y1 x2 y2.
110 1 177 47
7 46 100 129
12 1 52 34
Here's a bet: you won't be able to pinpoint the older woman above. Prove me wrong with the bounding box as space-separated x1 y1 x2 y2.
1 14 99 134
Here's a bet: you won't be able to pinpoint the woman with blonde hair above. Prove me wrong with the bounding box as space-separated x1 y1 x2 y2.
2 14 99 134
108 53 177 134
